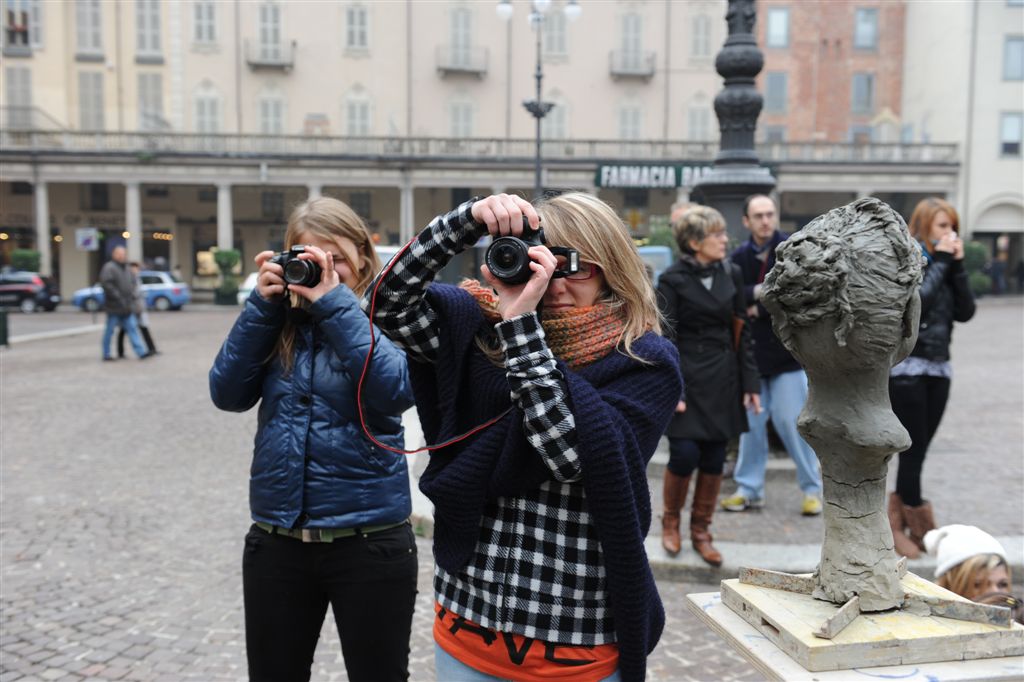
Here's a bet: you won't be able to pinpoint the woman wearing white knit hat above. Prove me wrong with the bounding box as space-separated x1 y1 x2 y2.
925 524 1022 624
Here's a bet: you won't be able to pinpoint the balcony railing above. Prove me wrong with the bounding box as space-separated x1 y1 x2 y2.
0 129 959 167
609 50 656 79
245 39 296 70
436 45 488 76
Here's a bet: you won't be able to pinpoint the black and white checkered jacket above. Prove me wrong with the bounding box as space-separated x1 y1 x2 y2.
362 200 615 644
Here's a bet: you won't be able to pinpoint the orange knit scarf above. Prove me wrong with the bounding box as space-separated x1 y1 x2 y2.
459 279 625 369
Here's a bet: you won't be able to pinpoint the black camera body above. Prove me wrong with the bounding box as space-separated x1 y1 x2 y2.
484 217 580 285
269 245 322 287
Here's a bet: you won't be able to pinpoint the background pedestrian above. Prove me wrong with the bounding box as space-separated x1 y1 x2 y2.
657 205 760 567
888 197 976 558
100 246 150 361
117 262 157 357
209 197 418 682
722 195 823 516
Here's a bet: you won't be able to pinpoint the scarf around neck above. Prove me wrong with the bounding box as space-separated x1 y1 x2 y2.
459 279 626 369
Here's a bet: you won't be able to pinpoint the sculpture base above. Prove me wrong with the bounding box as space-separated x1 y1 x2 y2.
688 573 1023 675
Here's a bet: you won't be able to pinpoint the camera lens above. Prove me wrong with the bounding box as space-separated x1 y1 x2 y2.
485 237 530 284
284 259 316 286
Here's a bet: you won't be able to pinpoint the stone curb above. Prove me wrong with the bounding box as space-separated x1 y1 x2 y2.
8 323 104 344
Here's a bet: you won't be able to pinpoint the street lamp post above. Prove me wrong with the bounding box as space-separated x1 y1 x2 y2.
497 0 581 200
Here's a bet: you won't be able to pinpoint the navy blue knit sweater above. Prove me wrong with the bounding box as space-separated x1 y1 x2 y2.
412 284 682 682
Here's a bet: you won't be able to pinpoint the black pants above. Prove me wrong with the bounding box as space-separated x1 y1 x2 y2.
889 375 951 507
667 438 727 477
117 324 156 356
242 522 418 682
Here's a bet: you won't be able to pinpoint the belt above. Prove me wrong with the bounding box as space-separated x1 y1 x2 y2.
255 520 406 543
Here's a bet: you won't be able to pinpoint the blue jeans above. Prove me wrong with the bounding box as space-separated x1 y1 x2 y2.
434 643 622 682
102 313 147 359
734 369 822 500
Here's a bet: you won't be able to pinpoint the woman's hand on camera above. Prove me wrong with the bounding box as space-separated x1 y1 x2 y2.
286 245 341 304
471 193 540 237
255 251 286 301
481 245 556 321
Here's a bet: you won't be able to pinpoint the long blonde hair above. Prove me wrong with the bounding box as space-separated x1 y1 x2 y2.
936 554 1011 601
536 192 662 360
276 197 381 373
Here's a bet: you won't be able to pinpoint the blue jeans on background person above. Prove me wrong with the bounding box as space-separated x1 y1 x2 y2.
102 313 147 359
734 369 822 501
434 644 623 682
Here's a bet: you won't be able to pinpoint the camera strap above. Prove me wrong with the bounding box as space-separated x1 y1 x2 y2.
357 234 513 457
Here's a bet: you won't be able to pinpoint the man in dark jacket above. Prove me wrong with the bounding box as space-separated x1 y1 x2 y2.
721 195 823 515
100 246 149 361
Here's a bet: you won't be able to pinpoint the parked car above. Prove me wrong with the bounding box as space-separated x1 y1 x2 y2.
0 271 61 312
637 245 674 286
72 270 191 312
237 272 259 305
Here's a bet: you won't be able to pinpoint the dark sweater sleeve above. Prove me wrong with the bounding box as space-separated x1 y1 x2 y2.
949 260 977 323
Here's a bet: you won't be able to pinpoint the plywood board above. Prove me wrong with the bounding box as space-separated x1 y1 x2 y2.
686 591 1024 682
717 573 1024 672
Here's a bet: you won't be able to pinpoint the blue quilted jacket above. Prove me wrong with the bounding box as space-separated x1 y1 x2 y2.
209 285 414 529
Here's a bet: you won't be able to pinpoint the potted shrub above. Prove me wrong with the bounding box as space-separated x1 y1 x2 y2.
213 249 242 305
11 248 41 272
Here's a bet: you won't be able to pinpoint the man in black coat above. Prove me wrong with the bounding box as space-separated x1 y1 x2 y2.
721 195 823 516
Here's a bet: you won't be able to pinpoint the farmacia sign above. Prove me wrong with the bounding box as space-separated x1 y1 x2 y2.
596 164 710 189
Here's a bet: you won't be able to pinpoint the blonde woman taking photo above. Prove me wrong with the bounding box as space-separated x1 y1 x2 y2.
365 192 681 682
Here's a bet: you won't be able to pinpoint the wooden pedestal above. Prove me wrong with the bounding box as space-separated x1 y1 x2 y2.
685 574 1024 679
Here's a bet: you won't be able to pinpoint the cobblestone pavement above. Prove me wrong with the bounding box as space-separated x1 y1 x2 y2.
2 308 760 681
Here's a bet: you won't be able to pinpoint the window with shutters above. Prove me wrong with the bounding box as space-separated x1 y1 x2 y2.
691 15 710 57
78 71 105 130
4 66 31 128
259 2 281 61
138 73 164 130
193 1 216 43
136 0 161 57
346 5 368 50
76 0 103 56
450 7 471 68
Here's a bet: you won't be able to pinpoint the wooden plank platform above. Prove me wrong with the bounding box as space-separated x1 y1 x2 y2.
711 572 1023 673
686 591 1024 681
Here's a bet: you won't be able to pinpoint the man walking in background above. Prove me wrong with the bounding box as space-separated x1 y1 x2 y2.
721 195 823 515
100 246 150 361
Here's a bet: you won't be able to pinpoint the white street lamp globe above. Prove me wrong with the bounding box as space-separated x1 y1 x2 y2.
533 0 552 15
564 0 582 21
496 0 514 21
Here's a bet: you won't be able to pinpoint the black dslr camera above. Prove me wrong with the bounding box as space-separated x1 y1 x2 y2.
269 245 322 287
484 217 580 285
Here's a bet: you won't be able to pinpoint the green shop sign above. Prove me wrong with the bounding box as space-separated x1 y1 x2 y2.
596 164 711 189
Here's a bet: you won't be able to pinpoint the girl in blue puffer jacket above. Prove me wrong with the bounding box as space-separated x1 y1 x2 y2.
209 197 417 682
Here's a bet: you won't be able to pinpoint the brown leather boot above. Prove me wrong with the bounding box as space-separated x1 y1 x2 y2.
661 471 691 556
903 500 936 552
690 472 724 567
887 492 920 559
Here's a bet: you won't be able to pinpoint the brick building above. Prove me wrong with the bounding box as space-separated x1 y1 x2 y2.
756 0 906 144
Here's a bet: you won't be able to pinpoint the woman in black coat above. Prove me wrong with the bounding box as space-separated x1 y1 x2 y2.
656 205 760 566
888 197 975 559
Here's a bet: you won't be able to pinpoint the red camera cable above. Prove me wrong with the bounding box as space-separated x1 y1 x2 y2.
356 234 513 456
